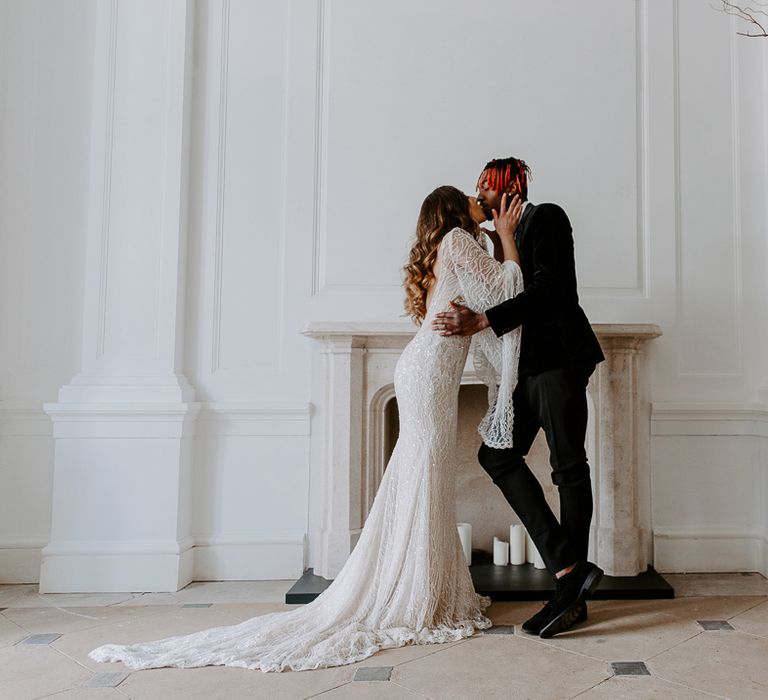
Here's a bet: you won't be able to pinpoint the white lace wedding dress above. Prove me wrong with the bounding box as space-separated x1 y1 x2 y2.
89 227 522 673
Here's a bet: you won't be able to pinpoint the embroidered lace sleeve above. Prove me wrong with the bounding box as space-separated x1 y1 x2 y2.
443 227 523 448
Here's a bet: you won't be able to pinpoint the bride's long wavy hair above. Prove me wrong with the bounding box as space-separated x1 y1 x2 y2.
403 185 481 324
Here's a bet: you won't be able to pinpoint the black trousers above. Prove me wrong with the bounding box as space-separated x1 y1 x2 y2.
478 364 594 575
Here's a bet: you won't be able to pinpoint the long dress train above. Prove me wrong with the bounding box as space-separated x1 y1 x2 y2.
88 227 522 672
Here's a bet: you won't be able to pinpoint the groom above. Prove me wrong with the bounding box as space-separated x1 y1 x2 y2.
432 157 605 638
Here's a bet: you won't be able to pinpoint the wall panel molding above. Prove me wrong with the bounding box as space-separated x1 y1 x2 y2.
210 0 230 375
310 0 327 296
196 401 311 436
95 0 118 358
205 0 288 377
651 402 768 437
312 0 649 301
581 0 649 298
0 402 51 437
675 4 743 378
727 12 744 378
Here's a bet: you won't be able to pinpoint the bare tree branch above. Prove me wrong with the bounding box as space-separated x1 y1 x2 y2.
719 0 768 37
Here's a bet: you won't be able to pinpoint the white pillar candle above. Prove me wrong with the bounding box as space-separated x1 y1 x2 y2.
457 523 472 566
526 532 536 564
524 531 547 569
509 524 526 565
493 539 510 566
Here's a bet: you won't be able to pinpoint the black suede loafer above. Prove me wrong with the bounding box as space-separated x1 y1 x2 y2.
539 561 603 639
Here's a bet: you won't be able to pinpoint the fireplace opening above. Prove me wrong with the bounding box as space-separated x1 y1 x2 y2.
381 384 584 557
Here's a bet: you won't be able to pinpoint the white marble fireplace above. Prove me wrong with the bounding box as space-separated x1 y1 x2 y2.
304 322 662 579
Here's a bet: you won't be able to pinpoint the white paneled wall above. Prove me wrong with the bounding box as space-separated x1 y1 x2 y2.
647 0 768 574
0 0 766 587
0 0 97 582
186 0 311 581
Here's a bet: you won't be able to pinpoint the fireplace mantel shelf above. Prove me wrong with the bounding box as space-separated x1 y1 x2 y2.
303 321 662 341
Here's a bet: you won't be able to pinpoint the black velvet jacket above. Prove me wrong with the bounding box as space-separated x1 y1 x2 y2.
484 202 605 376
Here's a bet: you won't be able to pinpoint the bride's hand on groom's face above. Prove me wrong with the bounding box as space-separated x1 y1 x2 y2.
492 193 523 239
431 301 489 337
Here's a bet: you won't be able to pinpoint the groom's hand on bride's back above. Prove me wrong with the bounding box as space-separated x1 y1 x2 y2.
432 301 490 337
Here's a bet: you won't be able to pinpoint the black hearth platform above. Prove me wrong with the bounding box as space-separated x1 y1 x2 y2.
285 563 674 604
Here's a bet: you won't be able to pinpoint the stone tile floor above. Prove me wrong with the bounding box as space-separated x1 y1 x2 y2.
1 574 767 699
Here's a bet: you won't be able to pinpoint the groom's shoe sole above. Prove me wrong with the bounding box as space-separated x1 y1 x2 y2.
523 601 587 635
539 565 603 639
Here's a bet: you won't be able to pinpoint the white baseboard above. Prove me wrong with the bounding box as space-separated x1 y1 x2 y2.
0 539 46 583
6 531 764 584
654 528 767 574
192 537 305 580
4 535 305 588
38 537 196 592
759 534 768 578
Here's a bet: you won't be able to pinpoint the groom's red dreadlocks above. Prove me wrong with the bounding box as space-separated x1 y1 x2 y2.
477 157 532 200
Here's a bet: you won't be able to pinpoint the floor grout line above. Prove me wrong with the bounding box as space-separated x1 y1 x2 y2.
510 626 614 665
725 597 768 620
567 676 613 699
390 679 433 698
27 656 119 700
650 671 732 699
31 690 71 700
1 612 32 634
727 627 768 643
105 596 141 608
644 629 703 663
4 607 180 642
45 605 106 620
47 641 103 676
115 686 134 699
302 680 354 699
391 638 471 670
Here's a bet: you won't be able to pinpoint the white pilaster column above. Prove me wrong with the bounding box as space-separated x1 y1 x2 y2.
41 0 198 592
590 325 662 576
315 337 366 579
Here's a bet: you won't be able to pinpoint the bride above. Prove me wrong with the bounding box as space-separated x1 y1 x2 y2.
89 185 524 673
